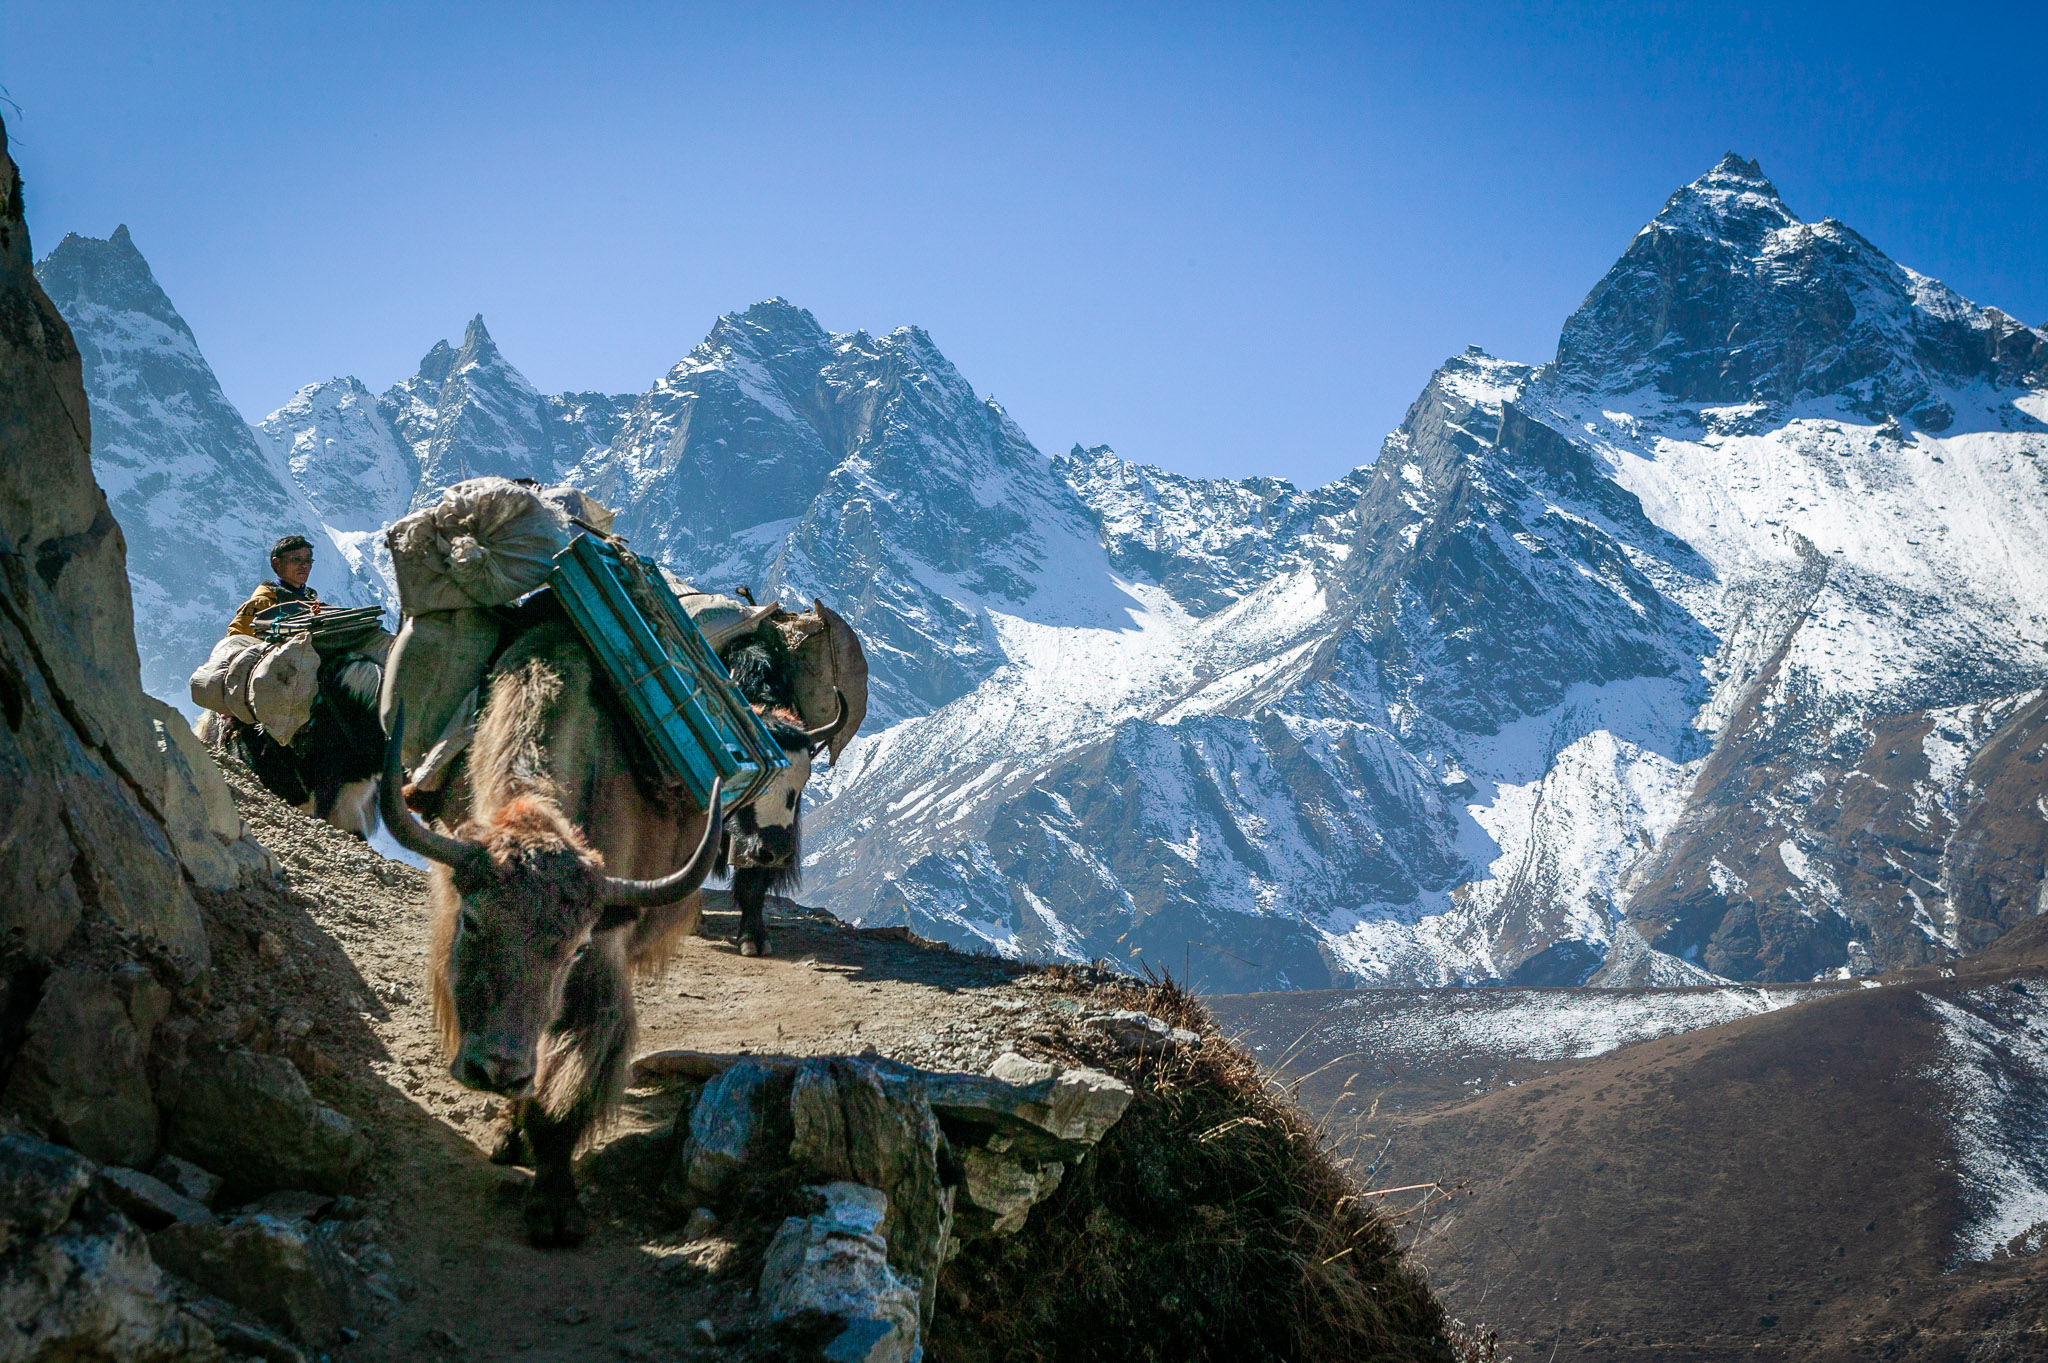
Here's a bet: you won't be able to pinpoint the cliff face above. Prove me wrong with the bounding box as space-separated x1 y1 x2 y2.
0 114 381 1361
0 129 259 973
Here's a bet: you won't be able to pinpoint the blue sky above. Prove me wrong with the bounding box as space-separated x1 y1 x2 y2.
5 2 2043 487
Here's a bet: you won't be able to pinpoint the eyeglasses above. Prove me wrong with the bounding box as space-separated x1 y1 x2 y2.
276 553 314 566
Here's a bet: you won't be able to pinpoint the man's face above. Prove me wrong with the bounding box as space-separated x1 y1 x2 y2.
274 548 314 589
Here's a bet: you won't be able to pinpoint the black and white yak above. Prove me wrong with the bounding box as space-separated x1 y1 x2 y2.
197 653 388 837
715 625 846 957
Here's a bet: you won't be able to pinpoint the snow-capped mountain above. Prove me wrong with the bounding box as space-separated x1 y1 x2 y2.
383 316 621 506
33 227 383 707
570 299 1123 726
49 156 2048 993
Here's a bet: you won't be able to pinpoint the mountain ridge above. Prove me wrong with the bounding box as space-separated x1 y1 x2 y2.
42 156 2048 992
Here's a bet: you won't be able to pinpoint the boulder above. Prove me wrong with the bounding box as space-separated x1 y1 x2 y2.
237 1189 335 1223
904 1054 1133 1156
958 1141 1064 1237
145 696 254 893
757 1182 921 1363
3 965 160 1166
1081 1009 1202 1058
789 1057 952 1328
668 1058 781 1204
150 1153 223 1207
161 1049 367 1196
0 1133 96 1252
96 1166 214 1229
0 1135 224 1361
150 1213 354 1344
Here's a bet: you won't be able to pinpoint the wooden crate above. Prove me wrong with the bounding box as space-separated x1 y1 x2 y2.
547 533 785 811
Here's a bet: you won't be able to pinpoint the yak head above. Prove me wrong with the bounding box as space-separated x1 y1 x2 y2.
725 692 849 880
380 710 721 1098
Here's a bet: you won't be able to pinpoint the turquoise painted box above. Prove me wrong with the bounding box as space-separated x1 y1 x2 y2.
547 532 786 812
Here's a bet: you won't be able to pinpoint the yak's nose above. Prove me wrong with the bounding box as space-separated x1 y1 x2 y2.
452 1044 534 1096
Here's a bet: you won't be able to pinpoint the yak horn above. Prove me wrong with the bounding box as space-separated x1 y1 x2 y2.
601 777 724 910
380 705 481 867
798 689 849 750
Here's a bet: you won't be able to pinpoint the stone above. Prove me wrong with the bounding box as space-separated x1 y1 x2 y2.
0 1133 95 1253
789 1058 952 1327
238 1189 337 1222
145 696 245 893
631 1048 754 1083
0 1191 225 1362
150 1213 354 1343
682 1206 718 1240
668 1058 779 1203
757 1183 921 1363
97 1165 214 1229
958 1144 1064 1236
178 1294 313 1363
909 1055 1133 1155
1082 1009 1202 1058
151 1152 223 1207
985 1053 1056 1086
4 965 160 1165
161 1048 367 1196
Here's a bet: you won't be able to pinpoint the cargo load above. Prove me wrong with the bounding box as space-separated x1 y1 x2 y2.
188 631 322 745
381 479 869 808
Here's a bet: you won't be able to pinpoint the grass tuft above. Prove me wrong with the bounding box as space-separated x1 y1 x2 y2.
929 970 1459 1363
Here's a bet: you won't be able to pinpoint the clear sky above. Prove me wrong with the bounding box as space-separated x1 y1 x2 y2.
5 1 2043 488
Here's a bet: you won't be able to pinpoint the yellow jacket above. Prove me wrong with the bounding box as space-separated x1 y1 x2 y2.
227 582 320 638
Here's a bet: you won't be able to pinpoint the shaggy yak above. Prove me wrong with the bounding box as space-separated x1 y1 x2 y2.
380 621 846 1245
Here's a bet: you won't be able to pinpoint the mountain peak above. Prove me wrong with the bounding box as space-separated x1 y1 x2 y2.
34 224 188 336
1711 151 1769 183
1650 153 1797 245
733 297 827 339
458 314 501 364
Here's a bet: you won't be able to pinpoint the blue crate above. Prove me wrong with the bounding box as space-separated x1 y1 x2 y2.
547 533 786 812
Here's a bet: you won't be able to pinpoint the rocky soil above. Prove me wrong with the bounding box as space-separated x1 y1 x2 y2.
170 758 1455 1363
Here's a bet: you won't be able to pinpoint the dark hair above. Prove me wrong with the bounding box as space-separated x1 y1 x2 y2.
271 535 314 561
719 629 798 709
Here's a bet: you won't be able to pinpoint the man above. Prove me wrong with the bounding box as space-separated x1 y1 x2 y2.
228 535 322 637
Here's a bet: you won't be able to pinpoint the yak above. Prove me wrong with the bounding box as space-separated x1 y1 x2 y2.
716 624 843 957
199 652 387 837
379 620 845 1245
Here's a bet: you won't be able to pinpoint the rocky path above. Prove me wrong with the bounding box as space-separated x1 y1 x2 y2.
230 767 1082 1362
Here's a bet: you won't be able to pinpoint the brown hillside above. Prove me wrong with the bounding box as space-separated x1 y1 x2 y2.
1220 925 2048 1361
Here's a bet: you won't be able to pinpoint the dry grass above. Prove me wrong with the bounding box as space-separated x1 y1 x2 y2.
928 970 1458 1363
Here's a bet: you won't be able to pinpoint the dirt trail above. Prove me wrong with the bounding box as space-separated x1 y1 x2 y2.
215 762 1070 1363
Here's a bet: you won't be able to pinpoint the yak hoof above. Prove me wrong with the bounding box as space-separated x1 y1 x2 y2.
524 1187 589 1248
738 935 770 958
489 1124 531 1168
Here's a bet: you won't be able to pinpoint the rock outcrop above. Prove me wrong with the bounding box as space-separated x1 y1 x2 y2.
0 111 378 1358
648 1047 1133 1361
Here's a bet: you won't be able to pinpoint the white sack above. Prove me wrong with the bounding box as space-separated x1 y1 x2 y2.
387 477 613 614
248 633 321 746
670 579 779 652
190 634 264 723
